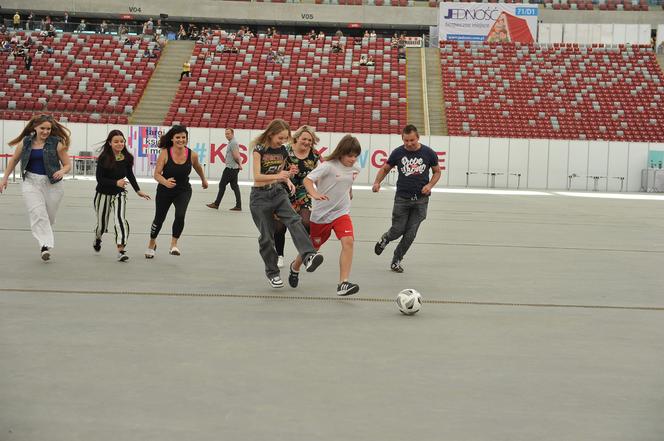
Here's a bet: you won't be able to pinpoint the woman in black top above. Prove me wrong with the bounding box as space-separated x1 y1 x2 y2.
93 130 150 262
145 125 208 258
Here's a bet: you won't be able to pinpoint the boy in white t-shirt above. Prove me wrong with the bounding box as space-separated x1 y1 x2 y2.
289 135 362 296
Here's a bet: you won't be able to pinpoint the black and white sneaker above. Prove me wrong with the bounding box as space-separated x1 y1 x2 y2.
374 234 388 255
390 259 404 273
303 253 324 273
93 238 102 252
288 263 299 288
117 250 129 262
337 281 360 296
269 276 284 288
40 246 50 261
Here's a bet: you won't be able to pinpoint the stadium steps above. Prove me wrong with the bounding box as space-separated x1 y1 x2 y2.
405 48 426 131
425 47 447 136
130 40 196 126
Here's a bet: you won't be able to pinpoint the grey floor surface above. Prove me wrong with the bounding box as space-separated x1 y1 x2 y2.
1 179 663 441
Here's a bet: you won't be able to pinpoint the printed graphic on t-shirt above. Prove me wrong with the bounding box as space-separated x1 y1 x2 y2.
261 152 284 174
400 156 426 177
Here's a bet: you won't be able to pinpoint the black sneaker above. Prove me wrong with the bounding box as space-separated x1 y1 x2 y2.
374 234 388 255
40 246 50 261
303 253 324 273
117 250 129 262
93 238 102 252
391 259 404 273
288 263 299 288
337 281 360 296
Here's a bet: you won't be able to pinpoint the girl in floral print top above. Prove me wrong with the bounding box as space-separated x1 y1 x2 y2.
274 125 320 267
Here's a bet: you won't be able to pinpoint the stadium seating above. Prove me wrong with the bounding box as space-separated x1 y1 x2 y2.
441 41 664 142
165 34 407 133
0 31 158 124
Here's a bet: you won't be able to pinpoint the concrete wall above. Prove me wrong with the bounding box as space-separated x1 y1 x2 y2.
2 1 664 28
2 120 661 191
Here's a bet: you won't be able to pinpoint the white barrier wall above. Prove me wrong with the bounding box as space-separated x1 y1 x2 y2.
1 120 661 192
539 23 652 45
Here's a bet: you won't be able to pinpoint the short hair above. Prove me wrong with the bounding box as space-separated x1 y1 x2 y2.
402 124 419 136
225 128 235 134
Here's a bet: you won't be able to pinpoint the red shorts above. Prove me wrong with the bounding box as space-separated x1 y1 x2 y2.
309 214 354 250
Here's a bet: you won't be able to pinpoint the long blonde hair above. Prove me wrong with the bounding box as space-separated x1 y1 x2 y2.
250 119 291 148
9 114 71 147
292 125 320 146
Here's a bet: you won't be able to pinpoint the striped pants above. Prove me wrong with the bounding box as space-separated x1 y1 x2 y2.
94 191 130 246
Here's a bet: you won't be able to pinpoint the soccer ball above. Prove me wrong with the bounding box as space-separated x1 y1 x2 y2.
396 289 422 315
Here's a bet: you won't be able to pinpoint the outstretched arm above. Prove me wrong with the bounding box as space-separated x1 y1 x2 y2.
372 163 394 192
0 144 23 193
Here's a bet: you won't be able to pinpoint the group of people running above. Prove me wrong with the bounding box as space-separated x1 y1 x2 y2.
0 114 441 296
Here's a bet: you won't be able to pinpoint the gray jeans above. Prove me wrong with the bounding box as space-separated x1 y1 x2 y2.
250 184 316 278
384 195 429 261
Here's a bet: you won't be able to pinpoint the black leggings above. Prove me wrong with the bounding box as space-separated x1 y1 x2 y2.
274 208 311 256
150 188 192 239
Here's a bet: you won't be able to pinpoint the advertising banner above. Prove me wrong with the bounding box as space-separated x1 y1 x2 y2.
439 3 538 43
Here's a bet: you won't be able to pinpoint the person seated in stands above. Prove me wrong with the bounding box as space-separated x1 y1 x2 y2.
215 42 225 55
1 40 11 52
331 41 344 54
370 30 377 38
366 56 375 66
363 30 370 39
100 20 108 34
24 37 33 47
266 27 274 38
359 54 368 66
0 24 7 35
77 19 86 33
123 37 132 46
177 24 187 40
12 46 25 58
398 47 406 59
35 44 44 54
317 31 325 40
45 45 54 54
47 24 56 38
308 29 317 41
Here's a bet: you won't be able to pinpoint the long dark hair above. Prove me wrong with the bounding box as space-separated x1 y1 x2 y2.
158 125 188 149
325 134 361 162
9 114 71 148
97 130 134 169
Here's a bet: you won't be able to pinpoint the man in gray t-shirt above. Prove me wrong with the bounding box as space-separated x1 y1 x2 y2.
207 128 243 211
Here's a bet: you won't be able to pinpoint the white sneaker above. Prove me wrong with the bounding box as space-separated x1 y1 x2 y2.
117 250 129 262
269 276 284 288
277 255 284 268
40 246 50 261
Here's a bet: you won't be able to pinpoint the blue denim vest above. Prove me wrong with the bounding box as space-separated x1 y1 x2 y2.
20 135 62 184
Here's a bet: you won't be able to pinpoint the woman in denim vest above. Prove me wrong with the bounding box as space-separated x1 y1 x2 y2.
0 114 71 261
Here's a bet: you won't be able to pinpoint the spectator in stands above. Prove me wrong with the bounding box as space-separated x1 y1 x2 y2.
308 29 317 41
47 24 56 38
24 53 32 70
63 12 69 24
398 46 406 59
266 27 274 38
12 46 25 58
35 44 44 54
248 119 323 288
26 12 33 31
331 41 344 54
179 61 191 81
13 12 21 30
366 56 375 66
207 128 243 212
0 24 7 35
145 125 208 258
77 19 86 33
118 24 128 38
1 40 11 52
658 42 664 55
0 114 72 261
359 54 368 66
44 16 52 26
100 20 108 34
215 42 225 55
363 30 370 38
93 130 151 262
143 18 154 35
335 29 343 37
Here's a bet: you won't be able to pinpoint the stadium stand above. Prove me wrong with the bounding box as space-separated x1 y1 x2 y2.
441 41 664 141
0 31 159 124
165 34 407 133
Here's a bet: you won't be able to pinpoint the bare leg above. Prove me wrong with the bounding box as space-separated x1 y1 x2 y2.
339 236 354 282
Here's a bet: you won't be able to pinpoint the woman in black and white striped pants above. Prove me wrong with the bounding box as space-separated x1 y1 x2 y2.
94 130 150 261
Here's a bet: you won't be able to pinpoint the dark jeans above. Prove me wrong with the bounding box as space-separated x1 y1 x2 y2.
214 167 241 208
250 185 316 278
179 71 190 81
384 195 429 261
150 187 192 239
274 207 310 256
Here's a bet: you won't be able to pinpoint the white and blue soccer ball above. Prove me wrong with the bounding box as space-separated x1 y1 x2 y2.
396 289 422 315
